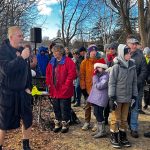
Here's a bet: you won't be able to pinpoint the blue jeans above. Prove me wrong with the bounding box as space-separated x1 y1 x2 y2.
130 85 144 131
75 78 81 105
130 99 139 131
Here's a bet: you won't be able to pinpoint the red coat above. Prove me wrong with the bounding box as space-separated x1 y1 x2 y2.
46 56 76 99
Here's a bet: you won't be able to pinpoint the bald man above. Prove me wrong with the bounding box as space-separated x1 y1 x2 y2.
0 26 32 150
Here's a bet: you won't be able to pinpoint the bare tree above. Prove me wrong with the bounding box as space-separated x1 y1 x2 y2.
90 1 118 45
146 0 150 46
58 0 96 47
138 0 150 47
0 0 40 42
104 0 137 35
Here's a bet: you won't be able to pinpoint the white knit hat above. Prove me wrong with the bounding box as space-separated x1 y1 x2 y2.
94 63 108 69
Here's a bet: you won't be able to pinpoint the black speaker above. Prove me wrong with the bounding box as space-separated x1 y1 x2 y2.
30 28 42 43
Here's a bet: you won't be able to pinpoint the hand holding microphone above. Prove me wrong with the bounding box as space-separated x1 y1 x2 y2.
21 47 30 60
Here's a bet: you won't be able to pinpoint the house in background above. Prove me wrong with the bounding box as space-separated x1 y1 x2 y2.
50 37 63 45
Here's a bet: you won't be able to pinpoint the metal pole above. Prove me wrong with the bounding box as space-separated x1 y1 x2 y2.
35 42 37 54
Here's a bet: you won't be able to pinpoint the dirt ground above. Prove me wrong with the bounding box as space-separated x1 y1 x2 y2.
3 99 150 150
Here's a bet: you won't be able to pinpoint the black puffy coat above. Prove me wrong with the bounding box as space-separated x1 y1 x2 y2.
131 49 147 87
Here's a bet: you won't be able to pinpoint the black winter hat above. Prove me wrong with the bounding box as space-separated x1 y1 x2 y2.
109 42 119 50
78 47 86 53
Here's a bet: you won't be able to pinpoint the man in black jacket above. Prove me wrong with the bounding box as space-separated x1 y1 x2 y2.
127 36 147 138
0 26 32 150
73 47 87 107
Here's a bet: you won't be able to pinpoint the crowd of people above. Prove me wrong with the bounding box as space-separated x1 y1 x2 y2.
0 26 150 149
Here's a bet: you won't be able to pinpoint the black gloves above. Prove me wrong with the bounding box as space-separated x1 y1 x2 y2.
109 96 137 111
131 96 137 109
81 89 89 99
109 96 118 111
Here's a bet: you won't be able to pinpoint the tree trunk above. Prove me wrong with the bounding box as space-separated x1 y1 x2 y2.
121 12 132 34
138 0 148 47
145 0 150 46
110 0 132 35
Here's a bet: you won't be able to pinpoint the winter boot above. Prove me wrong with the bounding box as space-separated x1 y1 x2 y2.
119 130 131 147
61 121 70 133
144 132 150 138
73 102 80 107
143 104 148 110
93 122 107 138
130 130 139 138
82 122 90 131
22 139 31 150
53 119 62 133
91 123 97 132
91 123 98 136
110 132 121 149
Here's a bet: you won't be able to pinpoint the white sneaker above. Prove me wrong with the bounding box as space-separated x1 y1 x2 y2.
82 122 90 130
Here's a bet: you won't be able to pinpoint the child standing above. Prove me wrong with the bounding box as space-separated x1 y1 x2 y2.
87 58 109 138
109 44 138 148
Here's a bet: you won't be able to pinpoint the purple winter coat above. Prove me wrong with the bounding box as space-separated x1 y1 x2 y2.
87 72 109 107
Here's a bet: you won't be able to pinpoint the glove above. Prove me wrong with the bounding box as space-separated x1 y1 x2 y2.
81 89 89 98
93 69 98 75
131 96 136 109
109 96 118 111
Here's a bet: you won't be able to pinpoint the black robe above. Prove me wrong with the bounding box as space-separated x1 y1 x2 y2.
0 39 32 130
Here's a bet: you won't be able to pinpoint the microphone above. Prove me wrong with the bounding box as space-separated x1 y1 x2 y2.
23 44 31 64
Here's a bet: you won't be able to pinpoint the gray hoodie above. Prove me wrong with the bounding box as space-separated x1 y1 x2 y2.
108 44 138 103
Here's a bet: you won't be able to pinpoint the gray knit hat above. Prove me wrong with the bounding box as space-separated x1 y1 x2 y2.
104 44 110 51
127 38 139 44
143 47 150 55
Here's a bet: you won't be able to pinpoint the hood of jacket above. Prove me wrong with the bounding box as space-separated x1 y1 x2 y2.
114 44 132 68
38 46 48 53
